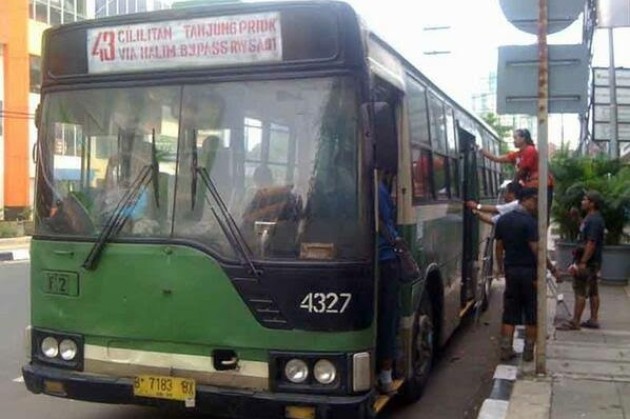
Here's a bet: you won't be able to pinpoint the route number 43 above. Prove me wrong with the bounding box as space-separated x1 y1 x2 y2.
299 293 352 314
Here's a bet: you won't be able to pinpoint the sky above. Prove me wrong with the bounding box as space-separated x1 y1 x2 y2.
340 0 630 148
233 0 630 147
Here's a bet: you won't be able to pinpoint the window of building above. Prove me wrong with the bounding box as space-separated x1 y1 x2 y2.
30 56 42 94
49 0 62 25
97 0 160 17
31 0 86 24
118 0 128 14
35 0 48 23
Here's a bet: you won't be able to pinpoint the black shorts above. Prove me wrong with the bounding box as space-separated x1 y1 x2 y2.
503 266 537 326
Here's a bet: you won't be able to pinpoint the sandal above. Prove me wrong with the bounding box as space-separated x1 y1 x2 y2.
556 320 580 331
580 319 600 329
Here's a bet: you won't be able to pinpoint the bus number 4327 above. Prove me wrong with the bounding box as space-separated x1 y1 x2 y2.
299 293 351 314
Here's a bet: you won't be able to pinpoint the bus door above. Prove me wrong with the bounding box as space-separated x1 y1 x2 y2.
458 125 479 307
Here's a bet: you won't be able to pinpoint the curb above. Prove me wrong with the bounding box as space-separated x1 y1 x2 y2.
477 326 525 419
0 248 30 262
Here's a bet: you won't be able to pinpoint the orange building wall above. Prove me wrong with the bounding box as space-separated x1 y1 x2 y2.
0 0 30 215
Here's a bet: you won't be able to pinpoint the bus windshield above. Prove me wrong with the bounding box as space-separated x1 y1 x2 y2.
35 76 369 261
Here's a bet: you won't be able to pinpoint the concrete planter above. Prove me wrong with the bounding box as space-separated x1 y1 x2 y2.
555 240 630 285
601 244 630 285
554 241 577 272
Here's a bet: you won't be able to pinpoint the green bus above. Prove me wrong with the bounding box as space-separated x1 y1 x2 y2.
23 1 502 418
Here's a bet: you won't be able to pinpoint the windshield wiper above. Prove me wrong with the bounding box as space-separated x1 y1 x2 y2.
150 129 160 208
82 164 154 271
190 141 258 276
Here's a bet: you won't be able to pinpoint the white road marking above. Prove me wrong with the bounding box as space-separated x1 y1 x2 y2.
13 376 24 383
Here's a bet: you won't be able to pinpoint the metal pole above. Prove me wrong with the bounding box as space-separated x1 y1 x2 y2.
608 28 618 159
536 0 549 375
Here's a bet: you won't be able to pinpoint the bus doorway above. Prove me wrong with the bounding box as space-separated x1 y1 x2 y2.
459 126 480 307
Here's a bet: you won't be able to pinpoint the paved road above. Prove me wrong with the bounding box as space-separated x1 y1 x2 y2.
1 260 502 419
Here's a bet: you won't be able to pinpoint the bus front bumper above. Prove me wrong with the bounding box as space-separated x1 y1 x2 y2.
22 364 375 419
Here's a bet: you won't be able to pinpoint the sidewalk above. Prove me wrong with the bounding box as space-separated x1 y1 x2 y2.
506 280 630 419
0 236 31 261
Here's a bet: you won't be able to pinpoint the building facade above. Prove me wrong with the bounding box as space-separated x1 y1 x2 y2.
0 1 170 220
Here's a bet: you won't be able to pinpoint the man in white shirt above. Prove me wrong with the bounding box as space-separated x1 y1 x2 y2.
466 181 521 225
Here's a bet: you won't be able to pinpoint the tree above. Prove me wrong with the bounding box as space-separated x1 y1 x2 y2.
481 113 512 152
481 112 514 178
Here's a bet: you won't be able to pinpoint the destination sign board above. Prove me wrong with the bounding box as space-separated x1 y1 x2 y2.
87 13 282 73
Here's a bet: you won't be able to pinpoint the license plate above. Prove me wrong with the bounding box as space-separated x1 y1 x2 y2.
133 375 195 402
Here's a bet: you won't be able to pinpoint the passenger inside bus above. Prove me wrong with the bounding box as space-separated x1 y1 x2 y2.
241 164 302 256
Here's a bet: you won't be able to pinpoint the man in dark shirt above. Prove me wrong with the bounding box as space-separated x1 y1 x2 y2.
494 187 540 362
561 190 606 330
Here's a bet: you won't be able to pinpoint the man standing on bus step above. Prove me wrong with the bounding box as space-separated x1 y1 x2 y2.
466 181 522 225
494 187 540 362
376 170 404 395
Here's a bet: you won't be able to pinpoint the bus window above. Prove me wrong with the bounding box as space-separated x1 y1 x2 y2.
407 78 431 146
411 147 433 202
450 157 460 198
478 168 486 198
169 76 367 260
486 169 494 196
433 154 449 200
445 106 457 155
36 86 181 238
428 94 447 152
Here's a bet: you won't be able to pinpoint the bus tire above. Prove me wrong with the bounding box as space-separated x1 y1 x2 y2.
398 294 434 404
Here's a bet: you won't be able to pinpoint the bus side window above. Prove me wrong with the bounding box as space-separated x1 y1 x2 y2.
411 147 433 203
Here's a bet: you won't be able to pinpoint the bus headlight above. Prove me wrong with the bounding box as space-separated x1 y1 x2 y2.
284 359 309 384
313 359 336 384
59 339 78 361
41 337 59 358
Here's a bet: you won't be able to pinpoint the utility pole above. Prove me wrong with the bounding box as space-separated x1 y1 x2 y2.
536 0 549 376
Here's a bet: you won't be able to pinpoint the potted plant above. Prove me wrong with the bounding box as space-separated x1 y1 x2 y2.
550 149 630 284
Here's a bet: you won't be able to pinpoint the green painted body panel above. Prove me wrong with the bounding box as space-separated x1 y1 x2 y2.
30 240 373 360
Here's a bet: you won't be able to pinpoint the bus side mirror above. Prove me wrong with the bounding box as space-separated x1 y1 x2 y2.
372 102 398 174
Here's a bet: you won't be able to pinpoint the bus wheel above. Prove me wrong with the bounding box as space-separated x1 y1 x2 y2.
399 295 434 404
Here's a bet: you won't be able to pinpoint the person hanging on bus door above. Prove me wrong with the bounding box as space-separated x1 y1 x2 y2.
478 128 554 223
376 169 406 395
466 181 522 225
